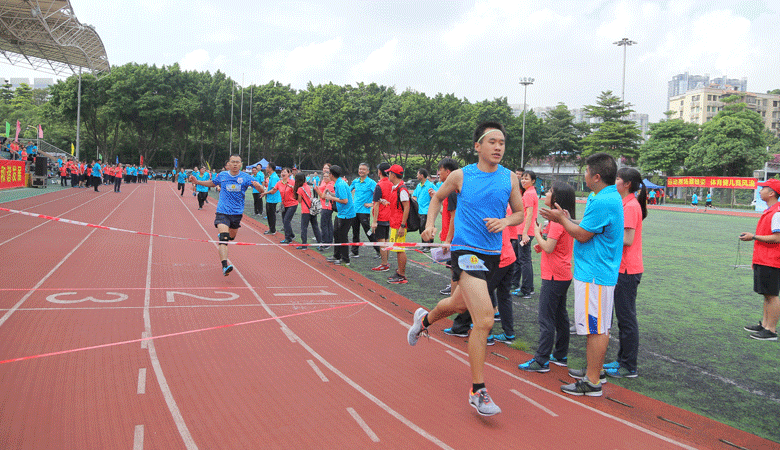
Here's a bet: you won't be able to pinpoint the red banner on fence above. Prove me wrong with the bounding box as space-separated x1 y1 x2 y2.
0 160 25 189
667 176 758 189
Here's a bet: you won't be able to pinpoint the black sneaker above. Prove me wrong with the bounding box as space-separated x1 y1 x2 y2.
442 327 469 337
750 329 778 341
561 379 602 397
387 273 407 284
568 368 607 384
744 322 764 333
439 284 451 295
351 253 360 258
326 257 340 263
333 260 350 266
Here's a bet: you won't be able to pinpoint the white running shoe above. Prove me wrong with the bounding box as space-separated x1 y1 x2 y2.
469 388 501 416
407 308 428 346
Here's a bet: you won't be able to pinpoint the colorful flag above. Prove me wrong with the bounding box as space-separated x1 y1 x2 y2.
70 143 74 155
140 155 143 166
174 157 178 169
38 125 43 139
115 155 119 164
4 122 8 137
15 120 20 141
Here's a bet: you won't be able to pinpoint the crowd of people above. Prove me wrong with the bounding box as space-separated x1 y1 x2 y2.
3 139 38 162
54 158 151 192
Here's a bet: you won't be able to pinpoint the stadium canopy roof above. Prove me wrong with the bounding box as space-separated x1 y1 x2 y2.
0 0 109 77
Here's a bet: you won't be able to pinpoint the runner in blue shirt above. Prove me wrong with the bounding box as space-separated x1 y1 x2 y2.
411 122 525 416
193 166 211 210
190 154 264 276
177 169 188 195
349 163 379 257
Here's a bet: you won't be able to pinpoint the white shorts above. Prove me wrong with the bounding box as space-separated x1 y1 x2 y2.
574 280 615 335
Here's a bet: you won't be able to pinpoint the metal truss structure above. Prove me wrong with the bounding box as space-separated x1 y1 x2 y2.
0 0 109 76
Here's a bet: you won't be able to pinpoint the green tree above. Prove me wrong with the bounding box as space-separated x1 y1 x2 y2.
638 113 699 176
686 100 768 176
581 91 642 162
540 103 587 173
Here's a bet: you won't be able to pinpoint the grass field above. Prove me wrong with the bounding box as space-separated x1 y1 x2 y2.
239 189 776 442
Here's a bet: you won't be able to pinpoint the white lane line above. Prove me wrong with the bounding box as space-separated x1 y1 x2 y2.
272 290 336 297
137 368 147 395
445 350 470 366
2 302 358 312
145 183 197 450
141 332 150 349
132 424 144 450
346 407 380 443
510 389 558 417
280 326 297 343
307 360 329 382
177 187 455 450
0 186 139 329
266 286 329 289
239 224 698 450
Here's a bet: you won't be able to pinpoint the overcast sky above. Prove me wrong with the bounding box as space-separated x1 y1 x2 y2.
3 0 778 122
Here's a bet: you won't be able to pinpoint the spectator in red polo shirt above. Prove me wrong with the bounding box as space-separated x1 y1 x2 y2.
740 178 780 341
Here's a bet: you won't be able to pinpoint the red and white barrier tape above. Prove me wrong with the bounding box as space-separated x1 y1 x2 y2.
1 206 502 253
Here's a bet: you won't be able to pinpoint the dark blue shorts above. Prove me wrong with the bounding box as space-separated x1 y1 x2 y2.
214 213 243 230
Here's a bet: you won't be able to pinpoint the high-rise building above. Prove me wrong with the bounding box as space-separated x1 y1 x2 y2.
667 72 747 110
33 78 54 89
668 87 780 137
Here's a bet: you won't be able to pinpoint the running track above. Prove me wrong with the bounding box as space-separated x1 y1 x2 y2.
0 182 773 449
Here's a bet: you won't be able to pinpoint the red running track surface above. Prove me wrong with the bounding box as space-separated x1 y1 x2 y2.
0 181 774 449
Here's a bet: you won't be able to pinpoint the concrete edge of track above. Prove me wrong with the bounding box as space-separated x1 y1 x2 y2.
236 213 774 450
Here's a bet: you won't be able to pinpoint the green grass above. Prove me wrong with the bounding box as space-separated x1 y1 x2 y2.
238 191 779 443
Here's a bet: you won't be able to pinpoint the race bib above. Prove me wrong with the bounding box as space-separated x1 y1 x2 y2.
458 254 489 271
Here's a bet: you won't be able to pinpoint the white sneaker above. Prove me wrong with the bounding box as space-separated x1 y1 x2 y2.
469 388 501 416
407 308 428 346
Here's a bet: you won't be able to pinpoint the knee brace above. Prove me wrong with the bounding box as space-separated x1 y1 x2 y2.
228 236 235 241
219 232 230 245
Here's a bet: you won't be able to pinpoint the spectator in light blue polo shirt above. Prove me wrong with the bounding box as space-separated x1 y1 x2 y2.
412 168 438 247
540 152 623 397
263 164 281 235
349 162 379 257
91 160 102 192
322 165 355 265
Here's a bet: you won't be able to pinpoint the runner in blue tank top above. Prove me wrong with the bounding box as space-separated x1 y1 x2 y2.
190 154 264 276
408 122 525 417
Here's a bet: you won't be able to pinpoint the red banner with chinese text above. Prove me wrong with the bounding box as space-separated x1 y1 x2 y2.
667 176 757 190
0 160 25 189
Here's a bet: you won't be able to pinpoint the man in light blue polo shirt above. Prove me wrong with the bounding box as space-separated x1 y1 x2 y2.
540 152 623 397
323 165 355 265
91 159 102 192
264 164 281 235
412 168 438 249
349 163 378 258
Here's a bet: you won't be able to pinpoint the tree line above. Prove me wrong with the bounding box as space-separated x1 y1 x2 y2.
1 62 777 178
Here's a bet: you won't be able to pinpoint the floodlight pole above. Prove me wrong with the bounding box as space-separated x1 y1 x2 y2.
613 38 637 106
238 74 244 156
75 67 82 160
519 77 534 168
247 84 253 164
229 81 235 154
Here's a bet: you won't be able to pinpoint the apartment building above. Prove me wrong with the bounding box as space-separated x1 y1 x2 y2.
668 87 780 137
